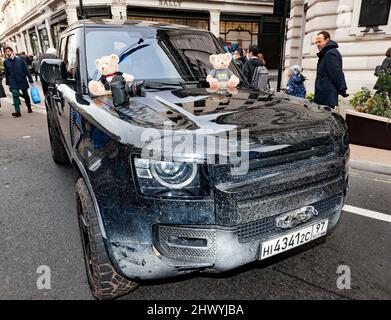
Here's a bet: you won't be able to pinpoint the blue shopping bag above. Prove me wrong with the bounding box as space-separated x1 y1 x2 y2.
30 85 41 104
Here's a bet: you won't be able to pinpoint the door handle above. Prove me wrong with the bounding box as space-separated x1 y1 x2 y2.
53 91 65 112
53 95 61 102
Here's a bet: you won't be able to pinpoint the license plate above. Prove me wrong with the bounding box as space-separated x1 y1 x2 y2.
260 219 328 260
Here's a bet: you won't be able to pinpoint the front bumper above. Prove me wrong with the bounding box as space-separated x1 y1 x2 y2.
107 194 344 281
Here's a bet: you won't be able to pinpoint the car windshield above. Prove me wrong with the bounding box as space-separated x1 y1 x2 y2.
85 26 245 84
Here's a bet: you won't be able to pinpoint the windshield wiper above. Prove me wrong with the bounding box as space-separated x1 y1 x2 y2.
180 79 210 88
142 81 185 90
140 78 210 91
118 38 150 63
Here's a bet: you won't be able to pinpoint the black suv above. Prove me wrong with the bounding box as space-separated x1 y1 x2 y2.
41 20 349 300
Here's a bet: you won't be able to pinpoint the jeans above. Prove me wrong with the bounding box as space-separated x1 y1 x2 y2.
12 88 31 113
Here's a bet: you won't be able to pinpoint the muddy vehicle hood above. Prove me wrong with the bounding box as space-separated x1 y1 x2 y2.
88 87 346 157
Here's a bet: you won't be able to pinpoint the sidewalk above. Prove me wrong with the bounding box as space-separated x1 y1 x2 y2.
349 144 391 175
1 77 46 113
1 77 45 102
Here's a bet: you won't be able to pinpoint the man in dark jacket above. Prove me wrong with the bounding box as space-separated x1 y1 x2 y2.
18 52 30 69
243 45 264 84
3 47 34 117
314 31 348 108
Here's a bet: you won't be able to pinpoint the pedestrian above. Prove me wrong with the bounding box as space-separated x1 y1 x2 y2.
39 47 57 96
258 53 266 66
27 53 34 74
243 46 263 82
32 55 40 81
3 46 34 117
313 31 348 108
217 37 230 53
19 51 30 68
243 45 269 90
233 48 246 70
374 47 391 93
0 52 6 113
286 65 307 98
243 49 249 60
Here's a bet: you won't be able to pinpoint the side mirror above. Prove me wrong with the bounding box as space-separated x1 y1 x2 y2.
41 59 67 84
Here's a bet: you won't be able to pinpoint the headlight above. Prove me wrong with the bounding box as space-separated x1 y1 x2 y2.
133 157 209 198
150 161 197 189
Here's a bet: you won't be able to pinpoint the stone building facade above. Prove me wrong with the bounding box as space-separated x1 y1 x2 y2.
0 0 288 68
285 0 391 94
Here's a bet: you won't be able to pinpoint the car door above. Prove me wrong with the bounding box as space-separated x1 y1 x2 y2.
48 35 66 136
52 32 79 152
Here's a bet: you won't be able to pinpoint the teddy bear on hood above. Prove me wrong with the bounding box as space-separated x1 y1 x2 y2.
88 54 134 97
206 53 240 92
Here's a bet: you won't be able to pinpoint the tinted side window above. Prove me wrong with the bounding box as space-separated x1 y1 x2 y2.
64 34 78 80
59 37 67 61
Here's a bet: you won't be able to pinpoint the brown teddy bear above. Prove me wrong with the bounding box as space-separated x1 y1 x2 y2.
88 54 134 96
206 53 240 92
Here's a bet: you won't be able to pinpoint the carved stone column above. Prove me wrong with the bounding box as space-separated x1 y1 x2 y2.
112 0 127 20
210 10 221 37
65 6 78 25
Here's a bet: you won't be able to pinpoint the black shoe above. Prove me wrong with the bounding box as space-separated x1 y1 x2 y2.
27 107 33 113
12 112 21 117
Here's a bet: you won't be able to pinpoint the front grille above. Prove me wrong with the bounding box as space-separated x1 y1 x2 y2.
236 195 341 243
153 195 341 261
215 143 338 196
237 218 275 243
155 225 216 259
213 137 347 225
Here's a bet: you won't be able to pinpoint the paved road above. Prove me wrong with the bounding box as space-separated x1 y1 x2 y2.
0 98 390 300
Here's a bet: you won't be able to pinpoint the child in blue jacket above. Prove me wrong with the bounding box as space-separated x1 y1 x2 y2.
286 65 307 98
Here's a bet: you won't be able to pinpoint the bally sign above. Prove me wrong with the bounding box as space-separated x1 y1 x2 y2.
158 0 182 7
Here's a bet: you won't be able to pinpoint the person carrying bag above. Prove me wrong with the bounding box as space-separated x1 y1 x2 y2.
30 85 41 104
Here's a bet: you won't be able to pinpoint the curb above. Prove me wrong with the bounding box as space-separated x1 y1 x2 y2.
350 160 391 176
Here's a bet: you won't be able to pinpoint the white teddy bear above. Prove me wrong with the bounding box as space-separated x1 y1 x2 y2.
88 54 134 97
206 53 240 92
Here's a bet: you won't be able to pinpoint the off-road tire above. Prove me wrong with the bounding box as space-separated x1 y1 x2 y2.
75 178 138 300
46 112 68 165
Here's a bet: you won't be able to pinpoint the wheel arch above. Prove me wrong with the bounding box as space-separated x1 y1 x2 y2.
72 155 107 239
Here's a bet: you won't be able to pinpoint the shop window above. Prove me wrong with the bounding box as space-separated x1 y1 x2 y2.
127 16 209 30
29 31 40 55
127 7 209 30
59 37 66 61
51 22 68 49
219 21 259 52
64 34 78 81
39 28 50 53
77 5 112 19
